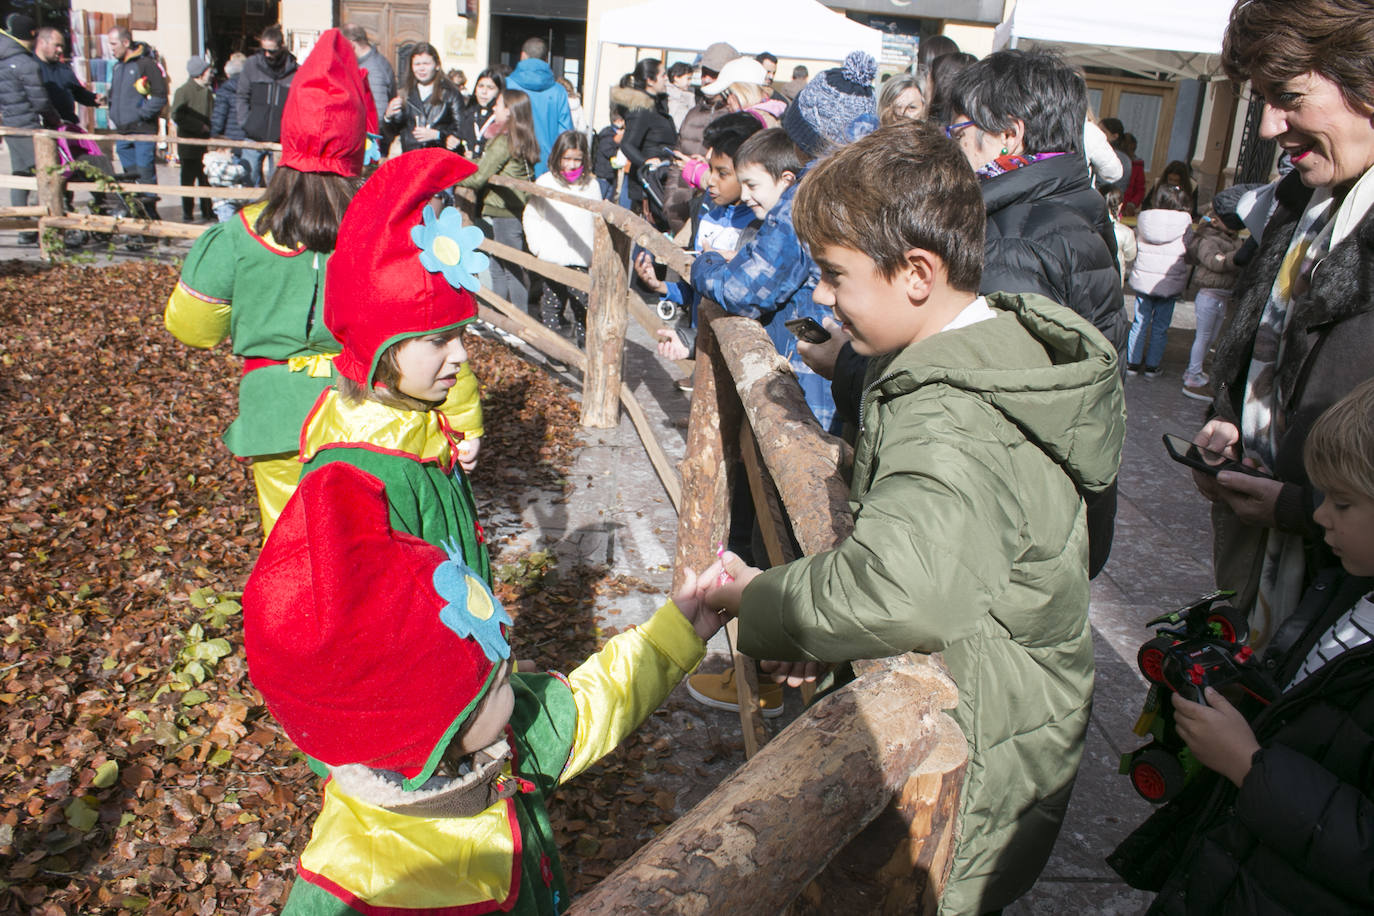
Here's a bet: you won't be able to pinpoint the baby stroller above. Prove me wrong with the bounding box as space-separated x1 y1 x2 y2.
56 122 157 249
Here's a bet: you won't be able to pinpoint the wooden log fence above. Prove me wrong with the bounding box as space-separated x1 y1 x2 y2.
2 132 965 909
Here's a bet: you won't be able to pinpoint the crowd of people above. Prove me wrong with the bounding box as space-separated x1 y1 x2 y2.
6 0 1373 911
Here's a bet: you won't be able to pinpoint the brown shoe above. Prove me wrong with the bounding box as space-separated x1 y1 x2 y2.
686 668 784 718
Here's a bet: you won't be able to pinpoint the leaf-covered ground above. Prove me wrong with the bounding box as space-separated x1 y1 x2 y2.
0 262 723 914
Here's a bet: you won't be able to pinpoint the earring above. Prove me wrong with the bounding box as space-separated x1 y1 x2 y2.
1000 147 1009 155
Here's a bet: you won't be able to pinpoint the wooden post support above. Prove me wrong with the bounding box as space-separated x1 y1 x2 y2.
565 653 964 916
671 299 741 594
581 218 630 428
33 132 64 258
713 316 855 555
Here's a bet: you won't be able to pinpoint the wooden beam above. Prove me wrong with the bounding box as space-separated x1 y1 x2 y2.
477 235 592 293
564 653 965 916
0 126 280 151
618 381 682 511
39 214 205 240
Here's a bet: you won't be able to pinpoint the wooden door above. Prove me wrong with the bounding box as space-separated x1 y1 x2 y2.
339 0 430 74
1087 75 1178 179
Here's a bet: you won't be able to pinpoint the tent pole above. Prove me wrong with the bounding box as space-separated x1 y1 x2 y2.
590 40 606 131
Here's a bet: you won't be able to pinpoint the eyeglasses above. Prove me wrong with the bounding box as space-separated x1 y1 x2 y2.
944 120 976 139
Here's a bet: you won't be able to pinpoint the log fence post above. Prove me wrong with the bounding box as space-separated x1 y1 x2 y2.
581 217 630 428
33 132 65 258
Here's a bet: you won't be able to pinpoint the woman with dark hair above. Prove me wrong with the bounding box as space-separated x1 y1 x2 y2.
943 49 1125 579
163 30 367 537
456 88 541 309
1182 0 1374 645
384 42 462 153
454 68 503 158
614 57 684 229
925 50 976 126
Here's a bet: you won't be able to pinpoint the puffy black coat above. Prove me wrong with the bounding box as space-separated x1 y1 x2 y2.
0 32 57 128
38 58 96 125
211 75 245 140
387 84 462 153
981 153 1127 354
107 42 166 131
236 50 297 142
1111 569 1374 914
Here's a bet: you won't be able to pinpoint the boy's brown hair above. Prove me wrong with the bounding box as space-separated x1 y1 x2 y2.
793 119 984 292
733 128 804 181
1305 377 1374 501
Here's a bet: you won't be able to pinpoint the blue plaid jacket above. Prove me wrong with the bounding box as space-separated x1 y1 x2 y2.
689 179 836 429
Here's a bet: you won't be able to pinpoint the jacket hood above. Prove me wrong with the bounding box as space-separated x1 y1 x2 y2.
510 58 555 91
1135 208 1192 245
610 86 656 112
874 292 1125 493
0 31 28 60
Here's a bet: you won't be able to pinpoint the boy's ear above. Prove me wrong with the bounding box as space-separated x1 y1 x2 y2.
779 170 798 189
902 247 942 303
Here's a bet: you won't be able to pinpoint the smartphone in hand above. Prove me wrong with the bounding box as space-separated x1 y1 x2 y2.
1162 434 1263 477
785 317 831 344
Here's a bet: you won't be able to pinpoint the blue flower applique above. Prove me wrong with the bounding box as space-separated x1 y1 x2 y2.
433 538 511 663
411 205 489 292
364 133 383 167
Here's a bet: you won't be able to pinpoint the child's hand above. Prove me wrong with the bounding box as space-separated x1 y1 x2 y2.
759 659 829 687
702 550 760 617
385 96 403 119
656 328 690 361
634 250 668 295
457 437 482 473
796 316 850 381
700 243 737 262
1172 687 1261 787
674 559 730 642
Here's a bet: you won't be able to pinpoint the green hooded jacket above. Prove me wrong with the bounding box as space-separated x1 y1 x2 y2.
737 292 1126 915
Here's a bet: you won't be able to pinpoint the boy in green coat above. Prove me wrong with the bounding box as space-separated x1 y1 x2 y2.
705 121 1126 915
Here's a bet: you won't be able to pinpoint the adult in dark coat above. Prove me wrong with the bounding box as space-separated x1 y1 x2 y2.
615 59 682 231
1189 0 1374 645
454 68 502 159
211 53 247 141
236 24 297 186
34 26 100 124
105 27 166 188
0 14 56 227
384 43 462 154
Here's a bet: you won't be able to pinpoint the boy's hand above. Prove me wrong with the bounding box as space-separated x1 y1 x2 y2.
634 250 668 295
702 550 761 616
1172 687 1261 787
674 559 730 642
760 659 828 686
700 243 737 261
796 316 849 381
656 328 690 362
457 437 482 473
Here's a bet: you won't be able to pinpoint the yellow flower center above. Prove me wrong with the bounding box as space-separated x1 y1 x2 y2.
432 235 463 267
465 574 494 621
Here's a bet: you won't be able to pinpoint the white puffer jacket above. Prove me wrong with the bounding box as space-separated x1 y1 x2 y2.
1128 208 1194 297
522 172 602 268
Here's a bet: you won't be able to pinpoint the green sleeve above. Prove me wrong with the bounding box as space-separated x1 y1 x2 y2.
456 134 510 190
737 397 1023 662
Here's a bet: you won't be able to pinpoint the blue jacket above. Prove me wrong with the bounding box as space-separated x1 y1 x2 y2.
689 177 836 429
211 75 245 140
505 58 571 177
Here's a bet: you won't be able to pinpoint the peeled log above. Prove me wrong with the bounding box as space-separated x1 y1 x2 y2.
566 653 960 916
711 316 854 555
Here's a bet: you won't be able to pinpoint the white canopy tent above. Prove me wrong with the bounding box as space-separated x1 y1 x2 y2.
996 0 1235 80
597 0 882 63
588 0 883 130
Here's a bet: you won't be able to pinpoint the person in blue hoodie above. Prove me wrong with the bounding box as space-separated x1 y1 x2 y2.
503 36 571 177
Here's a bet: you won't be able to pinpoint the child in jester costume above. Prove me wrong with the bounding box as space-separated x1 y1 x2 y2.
245 460 727 914
164 30 409 537
295 147 488 574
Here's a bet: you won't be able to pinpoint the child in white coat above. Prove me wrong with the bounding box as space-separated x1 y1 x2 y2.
1126 183 1194 377
523 129 602 346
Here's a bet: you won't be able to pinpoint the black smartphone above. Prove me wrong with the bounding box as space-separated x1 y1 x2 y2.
1161 434 1261 477
785 317 831 344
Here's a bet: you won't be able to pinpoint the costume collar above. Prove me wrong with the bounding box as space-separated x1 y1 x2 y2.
328 737 526 819
238 200 307 256
300 387 458 470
